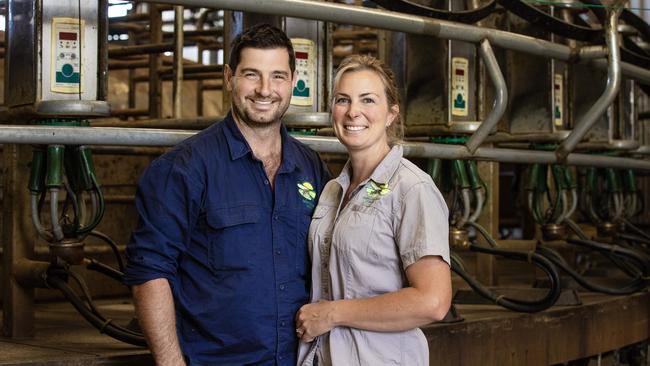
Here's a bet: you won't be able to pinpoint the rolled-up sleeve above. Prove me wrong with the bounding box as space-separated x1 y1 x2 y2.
395 181 450 269
123 157 203 285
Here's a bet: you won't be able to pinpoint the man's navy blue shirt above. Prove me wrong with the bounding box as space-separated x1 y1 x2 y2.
124 113 330 365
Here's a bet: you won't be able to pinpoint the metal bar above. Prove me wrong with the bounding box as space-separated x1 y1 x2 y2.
109 42 176 57
173 5 184 119
133 72 222 82
98 0 109 101
111 108 150 118
134 0 650 85
149 7 163 118
0 126 646 169
2 145 35 337
465 39 507 154
555 9 622 162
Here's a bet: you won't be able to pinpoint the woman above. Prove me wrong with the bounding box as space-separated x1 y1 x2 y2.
296 55 452 366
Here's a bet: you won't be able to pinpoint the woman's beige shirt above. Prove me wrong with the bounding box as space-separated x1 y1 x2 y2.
298 145 450 366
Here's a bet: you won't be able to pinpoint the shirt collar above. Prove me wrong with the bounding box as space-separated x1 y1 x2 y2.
222 112 299 173
335 145 403 190
223 113 251 161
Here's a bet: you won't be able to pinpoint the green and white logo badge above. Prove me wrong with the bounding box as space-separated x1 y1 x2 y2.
366 180 391 200
297 181 316 201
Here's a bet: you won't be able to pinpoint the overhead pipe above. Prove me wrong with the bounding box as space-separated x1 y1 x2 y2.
134 0 650 85
465 39 507 154
2 126 649 169
555 8 623 162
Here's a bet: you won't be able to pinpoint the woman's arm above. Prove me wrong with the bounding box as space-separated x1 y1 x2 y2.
295 255 451 342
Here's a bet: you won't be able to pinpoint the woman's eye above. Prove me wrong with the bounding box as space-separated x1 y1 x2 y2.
335 97 349 104
362 97 375 104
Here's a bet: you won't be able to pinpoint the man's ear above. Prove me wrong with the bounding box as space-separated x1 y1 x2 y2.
224 64 234 92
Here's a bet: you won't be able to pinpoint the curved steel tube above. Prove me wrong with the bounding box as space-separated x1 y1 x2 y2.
468 188 484 223
31 193 53 241
556 9 622 162
466 39 507 154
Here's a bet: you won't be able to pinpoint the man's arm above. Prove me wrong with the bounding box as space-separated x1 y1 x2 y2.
133 278 186 366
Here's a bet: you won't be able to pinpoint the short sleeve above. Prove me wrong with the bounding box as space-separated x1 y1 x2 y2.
394 181 450 269
123 156 204 285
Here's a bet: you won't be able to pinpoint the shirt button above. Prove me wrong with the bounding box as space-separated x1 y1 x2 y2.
273 215 279 220
275 249 281 255
281 321 286 326
280 284 286 290
264 179 269 185
279 355 284 360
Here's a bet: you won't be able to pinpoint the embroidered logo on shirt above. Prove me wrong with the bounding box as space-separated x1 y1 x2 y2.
298 181 317 209
366 180 391 200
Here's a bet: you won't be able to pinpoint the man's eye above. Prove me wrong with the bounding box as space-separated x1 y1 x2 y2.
273 74 289 81
244 73 259 80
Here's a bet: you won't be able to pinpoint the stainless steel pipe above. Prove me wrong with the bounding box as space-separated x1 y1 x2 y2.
0 125 648 169
465 39 507 154
136 0 650 84
555 9 622 162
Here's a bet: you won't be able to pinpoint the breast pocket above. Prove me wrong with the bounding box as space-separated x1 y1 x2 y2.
205 205 260 274
333 203 377 256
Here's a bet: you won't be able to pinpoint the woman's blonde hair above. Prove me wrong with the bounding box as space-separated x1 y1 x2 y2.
331 54 404 145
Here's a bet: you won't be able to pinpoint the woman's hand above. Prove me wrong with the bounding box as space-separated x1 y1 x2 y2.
295 300 337 342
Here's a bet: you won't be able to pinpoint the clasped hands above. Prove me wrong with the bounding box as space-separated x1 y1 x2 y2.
295 300 336 343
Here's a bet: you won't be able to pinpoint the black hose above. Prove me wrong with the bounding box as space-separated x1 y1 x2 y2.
86 258 125 284
497 0 602 42
371 0 496 23
536 244 647 295
88 230 125 272
564 218 590 240
451 244 561 312
46 273 147 347
620 218 650 242
566 238 650 278
618 232 650 247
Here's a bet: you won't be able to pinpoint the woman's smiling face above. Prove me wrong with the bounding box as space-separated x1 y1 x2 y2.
331 69 398 153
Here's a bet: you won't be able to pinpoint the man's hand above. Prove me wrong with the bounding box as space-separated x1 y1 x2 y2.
295 300 337 342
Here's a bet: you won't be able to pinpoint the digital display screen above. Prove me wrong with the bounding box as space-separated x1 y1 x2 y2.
455 69 465 76
59 32 78 41
295 51 308 59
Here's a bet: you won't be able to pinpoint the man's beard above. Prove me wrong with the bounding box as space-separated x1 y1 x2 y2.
232 96 290 129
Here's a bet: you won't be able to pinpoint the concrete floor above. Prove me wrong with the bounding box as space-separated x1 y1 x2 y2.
0 299 152 366
0 291 648 366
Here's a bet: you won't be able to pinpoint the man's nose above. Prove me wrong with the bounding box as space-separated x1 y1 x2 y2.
255 76 272 97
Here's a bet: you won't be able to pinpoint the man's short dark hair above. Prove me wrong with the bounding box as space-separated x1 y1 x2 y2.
228 23 295 75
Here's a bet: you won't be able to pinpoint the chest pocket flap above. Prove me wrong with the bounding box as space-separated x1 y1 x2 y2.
205 205 261 273
206 204 260 229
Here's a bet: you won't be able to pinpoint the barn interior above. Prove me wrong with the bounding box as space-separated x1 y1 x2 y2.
0 1 650 365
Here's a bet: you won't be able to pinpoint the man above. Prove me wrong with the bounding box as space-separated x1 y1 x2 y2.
124 24 330 366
